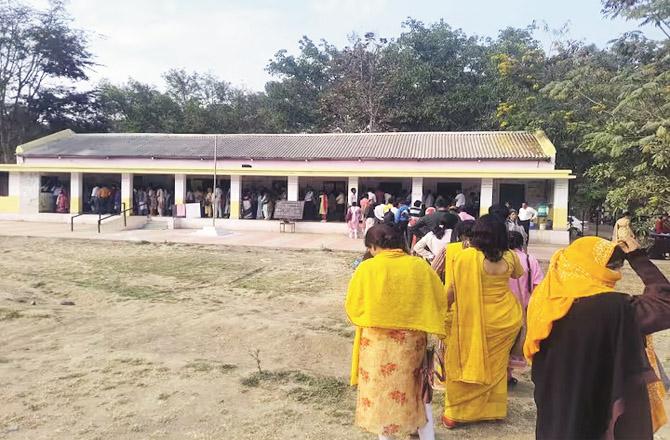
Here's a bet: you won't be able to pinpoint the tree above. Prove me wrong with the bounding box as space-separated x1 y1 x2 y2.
0 0 95 162
265 37 335 132
602 0 670 38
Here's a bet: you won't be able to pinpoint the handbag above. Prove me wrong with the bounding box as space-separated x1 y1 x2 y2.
420 345 446 404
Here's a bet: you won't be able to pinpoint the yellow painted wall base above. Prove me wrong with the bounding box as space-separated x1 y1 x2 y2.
0 196 19 213
553 207 568 230
229 201 240 219
70 196 81 214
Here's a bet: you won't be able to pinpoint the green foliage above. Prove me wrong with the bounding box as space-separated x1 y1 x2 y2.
2 1 669 222
0 0 99 162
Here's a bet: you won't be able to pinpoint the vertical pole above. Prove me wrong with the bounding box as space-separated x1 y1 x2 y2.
213 136 217 227
123 202 127 227
596 208 600 238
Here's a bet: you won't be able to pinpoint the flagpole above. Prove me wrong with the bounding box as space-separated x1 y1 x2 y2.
213 135 217 227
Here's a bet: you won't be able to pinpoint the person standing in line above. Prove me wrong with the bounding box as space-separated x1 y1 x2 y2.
346 202 363 239
431 220 475 282
112 186 121 213
506 231 544 385
204 188 213 218
349 188 358 206
256 190 265 220
304 186 316 220
442 215 524 428
186 189 195 204
56 188 69 213
90 185 100 213
319 190 328 222
367 189 377 205
525 237 670 439
413 218 453 262
518 202 537 239
336 191 347 221
346 224 446 440
359 194 370 219
157 188 165 216
213 186 223 218
613 211 635 242
458 207 475 222
97 185 111 214
455 190 466 210
506 209 528 247
364 202 378 236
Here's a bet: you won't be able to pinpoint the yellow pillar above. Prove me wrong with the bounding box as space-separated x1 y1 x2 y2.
552 179 569 230
69 172 82 214
229 175 241 219
121 173 133 213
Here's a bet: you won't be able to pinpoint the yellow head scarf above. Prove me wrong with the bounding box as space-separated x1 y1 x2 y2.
524 237 622 362
346 249 447 384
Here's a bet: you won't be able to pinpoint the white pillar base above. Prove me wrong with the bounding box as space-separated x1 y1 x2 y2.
480 178 494 216
411 177 423 205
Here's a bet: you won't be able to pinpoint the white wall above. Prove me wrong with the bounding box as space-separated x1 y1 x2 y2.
19 173 39 214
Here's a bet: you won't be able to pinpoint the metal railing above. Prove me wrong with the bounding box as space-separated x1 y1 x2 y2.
70 212 87 232
97 202 126 233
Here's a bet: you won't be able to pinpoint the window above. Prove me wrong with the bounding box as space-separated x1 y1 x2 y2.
0 172 8 196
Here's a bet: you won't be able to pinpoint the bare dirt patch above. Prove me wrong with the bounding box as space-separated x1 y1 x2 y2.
0 236 668 439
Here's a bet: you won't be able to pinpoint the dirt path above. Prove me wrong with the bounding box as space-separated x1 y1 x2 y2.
0 237 668 439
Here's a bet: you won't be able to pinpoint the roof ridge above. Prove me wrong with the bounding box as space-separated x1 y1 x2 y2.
73 131 533 137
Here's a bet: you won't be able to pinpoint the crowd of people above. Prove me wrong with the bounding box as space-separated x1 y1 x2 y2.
86 184 121 214
133 187 174 216
345 203 670 440
240 185 287 220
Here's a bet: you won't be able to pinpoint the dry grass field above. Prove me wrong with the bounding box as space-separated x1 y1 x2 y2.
0 236 669 440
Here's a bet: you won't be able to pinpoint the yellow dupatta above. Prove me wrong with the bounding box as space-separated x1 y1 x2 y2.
346 249 447 385
524 237 622 362
446 247 491 385
524 236 667 431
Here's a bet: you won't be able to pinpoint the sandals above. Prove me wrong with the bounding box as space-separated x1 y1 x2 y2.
442 416 458 429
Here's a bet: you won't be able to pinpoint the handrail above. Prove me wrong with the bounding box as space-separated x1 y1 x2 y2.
70 212 87 232
97 202 125 233
97 202 148 233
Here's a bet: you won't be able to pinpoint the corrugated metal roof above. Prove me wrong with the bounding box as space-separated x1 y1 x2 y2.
20 131 552 161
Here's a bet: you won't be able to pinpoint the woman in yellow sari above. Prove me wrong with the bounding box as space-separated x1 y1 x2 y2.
346 224 447 440
442 215 524 427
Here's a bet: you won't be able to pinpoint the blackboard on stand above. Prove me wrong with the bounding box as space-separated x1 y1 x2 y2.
274 201 305 221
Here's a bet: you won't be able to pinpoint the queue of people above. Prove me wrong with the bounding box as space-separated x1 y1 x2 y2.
133 187 173 216
239 186 287 220
345 204 670 439
87 184 120 215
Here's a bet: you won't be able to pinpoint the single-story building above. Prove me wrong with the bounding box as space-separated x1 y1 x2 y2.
0 129 574 243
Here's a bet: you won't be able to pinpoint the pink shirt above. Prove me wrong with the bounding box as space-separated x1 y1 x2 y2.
508 249 544 308
459 211 475 221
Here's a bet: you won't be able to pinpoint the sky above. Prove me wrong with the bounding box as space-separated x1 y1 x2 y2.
27 0 666 91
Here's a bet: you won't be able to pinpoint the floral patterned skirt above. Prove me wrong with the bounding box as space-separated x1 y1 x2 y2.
355 327 427 437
